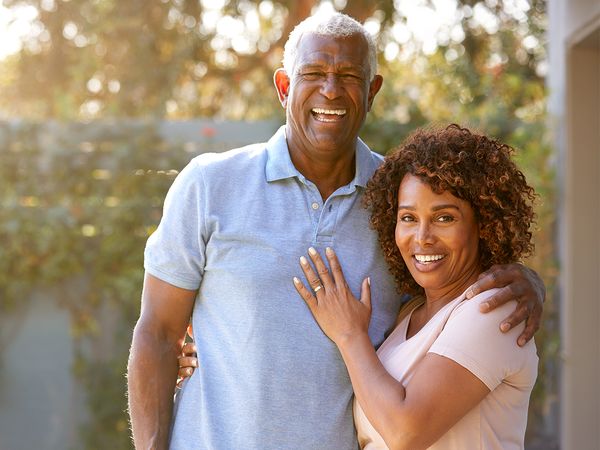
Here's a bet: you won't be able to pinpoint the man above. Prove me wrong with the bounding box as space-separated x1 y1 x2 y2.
127 12 544 450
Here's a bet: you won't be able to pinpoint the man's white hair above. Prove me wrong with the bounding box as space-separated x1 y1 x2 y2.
282 12 378 81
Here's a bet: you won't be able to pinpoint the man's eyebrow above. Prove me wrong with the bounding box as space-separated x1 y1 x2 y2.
336 64 364 72
297 62 364 73
297 62 326 70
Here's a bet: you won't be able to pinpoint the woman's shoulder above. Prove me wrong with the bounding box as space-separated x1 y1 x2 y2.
443 287 538 362
431 288 538 390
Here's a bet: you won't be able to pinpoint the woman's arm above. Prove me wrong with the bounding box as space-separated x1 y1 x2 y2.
293 247 489 450
338 334 489 449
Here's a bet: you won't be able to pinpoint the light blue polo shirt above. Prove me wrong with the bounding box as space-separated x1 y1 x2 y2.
144 126 401 450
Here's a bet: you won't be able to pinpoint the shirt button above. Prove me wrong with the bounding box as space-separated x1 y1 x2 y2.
311 202 319 210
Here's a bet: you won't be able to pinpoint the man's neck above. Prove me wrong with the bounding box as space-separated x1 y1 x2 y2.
290 150 356 200
286 135 358 200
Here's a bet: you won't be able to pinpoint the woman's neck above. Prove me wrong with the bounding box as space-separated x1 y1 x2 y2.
406 264 482 339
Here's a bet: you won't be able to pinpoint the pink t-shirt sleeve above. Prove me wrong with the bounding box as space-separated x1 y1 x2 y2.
429 290 537 391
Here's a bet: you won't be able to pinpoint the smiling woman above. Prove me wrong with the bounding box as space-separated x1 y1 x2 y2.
291 123 538 449
394 173 482 309
365 123 536 297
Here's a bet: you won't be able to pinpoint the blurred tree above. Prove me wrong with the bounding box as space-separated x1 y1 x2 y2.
1 0 344 118
1 0 546 122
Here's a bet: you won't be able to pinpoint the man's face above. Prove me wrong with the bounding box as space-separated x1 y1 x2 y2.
275 33 383 161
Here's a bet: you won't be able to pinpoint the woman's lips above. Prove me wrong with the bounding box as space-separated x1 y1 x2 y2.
412 254 446 272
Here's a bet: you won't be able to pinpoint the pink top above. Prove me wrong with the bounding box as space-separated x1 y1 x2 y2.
354 289 538 449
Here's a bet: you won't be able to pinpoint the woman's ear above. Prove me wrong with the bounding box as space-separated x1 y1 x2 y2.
273 68 290 108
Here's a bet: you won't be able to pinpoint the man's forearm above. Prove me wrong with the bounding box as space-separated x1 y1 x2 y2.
128 323 181 450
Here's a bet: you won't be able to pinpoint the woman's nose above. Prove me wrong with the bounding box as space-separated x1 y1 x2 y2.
415 222 435 246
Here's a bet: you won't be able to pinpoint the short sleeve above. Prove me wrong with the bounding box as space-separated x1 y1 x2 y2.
144 158 207 290
429 290 537 391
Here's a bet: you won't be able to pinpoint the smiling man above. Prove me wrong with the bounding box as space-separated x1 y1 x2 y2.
127 12 544 450
275 31 382 201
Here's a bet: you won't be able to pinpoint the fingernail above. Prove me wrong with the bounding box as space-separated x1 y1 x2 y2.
367 277 371 286
500 322 511 332
300 256 308 265
293 277 301 284
518 338 526 347
480 302 490 312
465 288 473 299
192 360 198 367
308 247 317 256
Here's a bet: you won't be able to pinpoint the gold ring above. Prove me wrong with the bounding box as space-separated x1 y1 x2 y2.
313 285 323 293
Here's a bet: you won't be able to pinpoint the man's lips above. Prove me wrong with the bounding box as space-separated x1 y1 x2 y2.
311 107 347 123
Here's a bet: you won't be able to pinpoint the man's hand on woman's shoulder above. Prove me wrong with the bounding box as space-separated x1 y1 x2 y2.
465 263 545 346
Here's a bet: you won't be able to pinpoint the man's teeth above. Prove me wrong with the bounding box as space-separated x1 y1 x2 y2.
312 108 346 115
415 254 445 263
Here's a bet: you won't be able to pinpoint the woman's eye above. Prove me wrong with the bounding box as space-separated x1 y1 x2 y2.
437 215 454 223
399 215 415 222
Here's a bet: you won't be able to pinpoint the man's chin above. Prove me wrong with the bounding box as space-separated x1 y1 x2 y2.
309 128 353 145
310 136 347 151
314 146 356 161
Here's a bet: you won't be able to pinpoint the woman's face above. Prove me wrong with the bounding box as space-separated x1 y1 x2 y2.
395 174 481 301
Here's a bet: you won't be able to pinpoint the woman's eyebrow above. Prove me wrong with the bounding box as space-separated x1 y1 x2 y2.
431 204 460 212
397 204 461 211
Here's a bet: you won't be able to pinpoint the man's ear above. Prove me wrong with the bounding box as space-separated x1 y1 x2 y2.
274 68 290 108
367 74 383 112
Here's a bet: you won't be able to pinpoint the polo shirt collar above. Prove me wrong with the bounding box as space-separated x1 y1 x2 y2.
265 125 376 189
265 126 299 182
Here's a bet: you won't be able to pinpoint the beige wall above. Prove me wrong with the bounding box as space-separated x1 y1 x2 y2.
549 1 600 449
563 40 600 449
564 0 600 37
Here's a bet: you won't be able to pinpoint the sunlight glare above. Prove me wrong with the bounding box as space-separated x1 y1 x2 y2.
258 1 274 17
0 4 38 60
312 1 336 16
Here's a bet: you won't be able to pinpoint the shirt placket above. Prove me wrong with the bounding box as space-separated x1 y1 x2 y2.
304 182 354 248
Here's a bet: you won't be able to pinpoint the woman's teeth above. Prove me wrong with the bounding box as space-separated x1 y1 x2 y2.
414 254 445 264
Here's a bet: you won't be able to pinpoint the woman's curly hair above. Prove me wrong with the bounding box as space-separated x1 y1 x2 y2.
364 124 536 296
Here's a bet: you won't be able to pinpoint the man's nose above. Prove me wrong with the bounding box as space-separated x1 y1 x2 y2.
319 73 342 99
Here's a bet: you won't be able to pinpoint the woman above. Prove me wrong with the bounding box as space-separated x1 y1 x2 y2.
292 124 538 449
